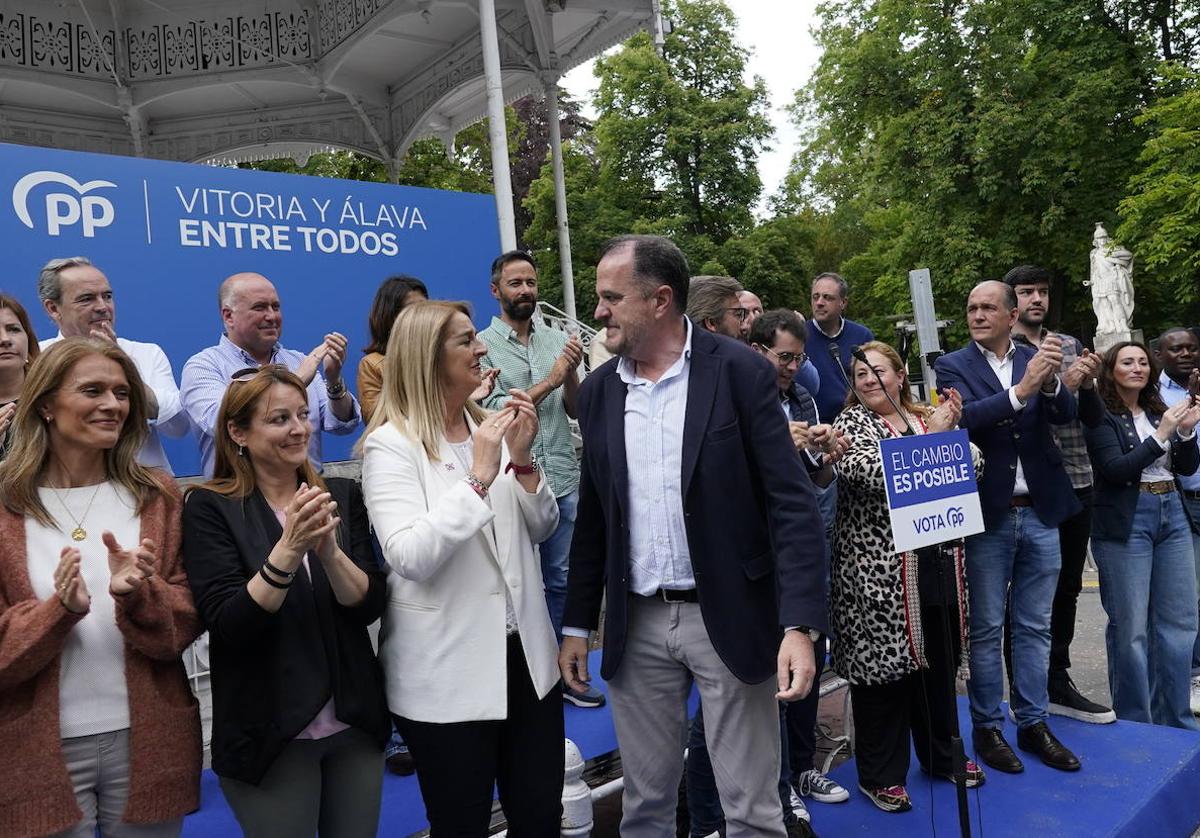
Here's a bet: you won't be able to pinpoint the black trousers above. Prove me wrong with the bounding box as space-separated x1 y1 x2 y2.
850 604 961 789
395 633 565 837
784 634 828 777
1005 486 1093 692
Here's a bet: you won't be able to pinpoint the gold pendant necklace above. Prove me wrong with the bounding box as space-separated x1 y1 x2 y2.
48 482 104 541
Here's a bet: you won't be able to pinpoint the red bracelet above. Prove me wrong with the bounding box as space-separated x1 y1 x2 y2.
505 459 538 475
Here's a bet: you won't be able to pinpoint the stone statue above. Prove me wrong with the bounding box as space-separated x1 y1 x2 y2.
1087 222 1135 335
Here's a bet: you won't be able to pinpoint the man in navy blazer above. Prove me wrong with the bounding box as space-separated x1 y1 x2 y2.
559 235 827 837
935 280 1087 776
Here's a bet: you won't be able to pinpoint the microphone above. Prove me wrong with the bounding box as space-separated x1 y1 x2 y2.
851 346 916 436
828 341 859 404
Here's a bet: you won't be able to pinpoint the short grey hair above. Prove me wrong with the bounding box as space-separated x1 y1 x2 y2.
38 256 94 303
687 275 744 327
811 271 849 298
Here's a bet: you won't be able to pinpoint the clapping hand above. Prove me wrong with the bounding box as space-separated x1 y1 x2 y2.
548 336 584 388
470 368 500 403
789 421 811 451
104 532 156 596
280 484 339 559
503 389 540 463
1063 348 1101 392
321 332 349 384
471 408 518 488
1176 398 1200 436
928 387 963 433
53 546 90 613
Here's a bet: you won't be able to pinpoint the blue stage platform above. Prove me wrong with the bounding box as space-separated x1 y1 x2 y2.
183 652 1200 837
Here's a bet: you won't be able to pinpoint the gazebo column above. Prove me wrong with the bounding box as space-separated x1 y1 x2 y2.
543 72 577 321
478 0 518 251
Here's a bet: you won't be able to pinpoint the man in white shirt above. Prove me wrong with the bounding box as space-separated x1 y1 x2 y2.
37 257 192 475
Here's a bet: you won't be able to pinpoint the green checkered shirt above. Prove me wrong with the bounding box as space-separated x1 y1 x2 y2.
479 316 579 497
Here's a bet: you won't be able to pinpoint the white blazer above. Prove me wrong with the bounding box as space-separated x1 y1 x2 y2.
361 419 561 723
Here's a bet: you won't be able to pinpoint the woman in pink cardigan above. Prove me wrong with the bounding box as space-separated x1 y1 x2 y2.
0 337 202 837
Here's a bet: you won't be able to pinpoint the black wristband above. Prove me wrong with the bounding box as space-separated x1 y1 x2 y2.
263 559 296 580
259 566 292 589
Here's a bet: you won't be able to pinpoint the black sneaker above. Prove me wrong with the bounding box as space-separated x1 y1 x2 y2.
1048 675 1116 724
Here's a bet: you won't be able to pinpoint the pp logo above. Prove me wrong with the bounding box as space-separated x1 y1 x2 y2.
947 506 966 527
11 171 116 237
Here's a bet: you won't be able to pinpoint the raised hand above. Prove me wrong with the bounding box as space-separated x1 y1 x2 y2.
927 387 963 432
322 332 349 383
470 367 500 403
503 390 540 462
548 336 584 389
104 532 157 596
89 320 118 344
1178 399 1200 436
1063 349 1101 392
280 484 338 559
789 421 811 452
297 343 329 385
471 408 517 488
53 546 90 613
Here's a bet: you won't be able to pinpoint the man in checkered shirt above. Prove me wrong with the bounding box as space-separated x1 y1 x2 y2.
1005 265 1111 724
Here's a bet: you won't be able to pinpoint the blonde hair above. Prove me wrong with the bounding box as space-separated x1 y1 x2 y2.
196 365 325 498
0 337 162 526
359 300 486 460
845 340 933 417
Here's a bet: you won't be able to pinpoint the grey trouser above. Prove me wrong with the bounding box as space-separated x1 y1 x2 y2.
219 726 384 838
609 596 786 838
51 729 182 838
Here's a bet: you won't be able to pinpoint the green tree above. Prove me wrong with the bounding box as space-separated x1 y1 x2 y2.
787 0 1157 344
1117 67 1200 325
525 0 773 321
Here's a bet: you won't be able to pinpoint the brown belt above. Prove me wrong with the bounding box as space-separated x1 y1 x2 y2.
1010 495 1032 507
1140 481 1176 495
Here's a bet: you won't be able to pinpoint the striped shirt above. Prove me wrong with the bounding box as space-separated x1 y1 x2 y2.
479 316 579 498
181 335 361 476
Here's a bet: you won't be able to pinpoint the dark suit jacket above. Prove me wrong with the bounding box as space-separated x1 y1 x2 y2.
182 477 390 785
934 342 1081 528
563 326 828 685
1085 409 1200 541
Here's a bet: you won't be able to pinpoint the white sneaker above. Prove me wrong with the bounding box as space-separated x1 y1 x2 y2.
788 786 811 822
1190 675 1200 716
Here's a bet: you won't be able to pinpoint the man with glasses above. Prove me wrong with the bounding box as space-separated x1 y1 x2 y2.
751 309 849 820
181 272 359 476
687 275 750 341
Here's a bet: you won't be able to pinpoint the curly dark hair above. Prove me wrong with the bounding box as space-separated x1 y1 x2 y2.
1097 341 1168 415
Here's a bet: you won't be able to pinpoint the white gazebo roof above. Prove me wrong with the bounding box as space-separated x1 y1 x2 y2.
0 0 660 170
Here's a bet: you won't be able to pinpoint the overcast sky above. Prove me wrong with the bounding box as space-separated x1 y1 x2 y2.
560 0 824 209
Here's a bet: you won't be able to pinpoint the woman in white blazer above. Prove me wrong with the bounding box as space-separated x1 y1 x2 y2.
360 300 563 837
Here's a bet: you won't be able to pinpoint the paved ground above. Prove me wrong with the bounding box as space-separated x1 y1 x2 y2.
589 568 1114 835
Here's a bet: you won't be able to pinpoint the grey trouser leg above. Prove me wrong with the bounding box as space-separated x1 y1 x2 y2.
609 597 786 838
219 726 383 838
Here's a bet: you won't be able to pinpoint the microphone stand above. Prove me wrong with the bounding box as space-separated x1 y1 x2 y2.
851 345 971 835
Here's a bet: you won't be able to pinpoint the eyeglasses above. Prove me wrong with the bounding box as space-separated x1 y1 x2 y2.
757 346 807 367
725 307 749 322
230 364 287 383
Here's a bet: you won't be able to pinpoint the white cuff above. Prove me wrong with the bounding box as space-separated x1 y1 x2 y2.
562 626 591 639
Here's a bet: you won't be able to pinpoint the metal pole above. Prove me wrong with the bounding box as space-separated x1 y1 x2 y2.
478 0 517 250
543 73 577 322
908 268 943 398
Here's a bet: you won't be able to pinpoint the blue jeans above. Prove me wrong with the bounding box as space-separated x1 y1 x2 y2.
1093 491 1200 729
1183 494 1200 676
539 490 577 642
965 508 1061 729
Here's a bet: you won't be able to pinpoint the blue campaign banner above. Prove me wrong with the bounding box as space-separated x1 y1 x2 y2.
879 429 984 552
1 141 503 476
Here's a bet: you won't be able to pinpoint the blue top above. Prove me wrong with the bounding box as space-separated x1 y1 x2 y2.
805 317 875 420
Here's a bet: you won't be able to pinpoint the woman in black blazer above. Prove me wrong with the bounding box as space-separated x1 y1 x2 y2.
183 366 389 837
1085 341 1200 729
